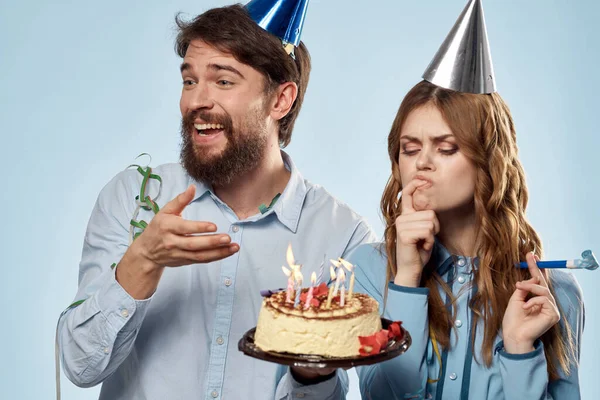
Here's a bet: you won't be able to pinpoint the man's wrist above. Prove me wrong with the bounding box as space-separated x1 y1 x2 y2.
116 248 164 300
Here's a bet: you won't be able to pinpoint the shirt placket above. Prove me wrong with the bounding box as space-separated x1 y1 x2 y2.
205 221 243 400
438 256 471 399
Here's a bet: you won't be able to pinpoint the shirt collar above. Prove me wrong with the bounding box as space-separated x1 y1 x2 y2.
428 239 453 276
428 239 479 276
188 178 212 201
269 151 307 233
184 150 307 233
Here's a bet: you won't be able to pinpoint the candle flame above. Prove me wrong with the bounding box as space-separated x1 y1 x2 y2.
329 266 336 280
286 243 295 267
330 259 341 268
338 268 346 282
339 258 353 271
310 271 317 285
282 266 291 277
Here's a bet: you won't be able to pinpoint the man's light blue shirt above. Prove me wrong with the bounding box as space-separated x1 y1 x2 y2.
58 152 376 400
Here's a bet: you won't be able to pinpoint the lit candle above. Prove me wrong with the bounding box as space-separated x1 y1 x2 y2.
339 258 352 271
339 269 347 307
325 266 337 309
294 270 303 308
332 268 344 298
282 266 294 303
339 258 355 300
348 270 355 300
286 243 295 268
330 259 341 274
304 272 317 310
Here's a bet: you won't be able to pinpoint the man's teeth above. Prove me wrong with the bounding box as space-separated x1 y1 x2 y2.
194 123 224 137
194 123 224 131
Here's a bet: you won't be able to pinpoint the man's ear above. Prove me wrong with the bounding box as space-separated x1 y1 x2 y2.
268 82 298 121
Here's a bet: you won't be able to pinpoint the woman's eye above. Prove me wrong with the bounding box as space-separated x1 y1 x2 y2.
439 147 458 155
401 149 419 156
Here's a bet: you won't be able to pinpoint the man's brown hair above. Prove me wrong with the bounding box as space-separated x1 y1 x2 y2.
175 4 311 147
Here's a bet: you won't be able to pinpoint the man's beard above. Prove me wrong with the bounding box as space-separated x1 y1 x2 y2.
179 103 269 187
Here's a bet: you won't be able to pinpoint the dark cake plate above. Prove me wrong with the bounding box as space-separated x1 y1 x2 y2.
238 318 411 368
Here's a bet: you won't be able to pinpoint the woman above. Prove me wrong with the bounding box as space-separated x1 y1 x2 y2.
349 80 583 399
278 2 584 398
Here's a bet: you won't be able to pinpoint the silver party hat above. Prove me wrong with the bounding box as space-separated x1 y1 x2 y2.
423 0 496 94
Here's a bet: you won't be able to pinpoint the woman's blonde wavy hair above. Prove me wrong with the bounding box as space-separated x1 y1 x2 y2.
381 80 575 379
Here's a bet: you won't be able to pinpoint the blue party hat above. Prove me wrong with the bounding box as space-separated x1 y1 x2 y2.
245 0 310 57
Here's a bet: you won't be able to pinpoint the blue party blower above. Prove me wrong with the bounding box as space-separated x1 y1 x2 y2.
518 250 598 270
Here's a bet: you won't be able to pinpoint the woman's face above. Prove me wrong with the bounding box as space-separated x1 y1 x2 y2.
398 103 477 213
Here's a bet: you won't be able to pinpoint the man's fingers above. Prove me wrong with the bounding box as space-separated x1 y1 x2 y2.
170 219 217 235
171 244 240 265
192 244 240 263
174 233 233 252
160 185 196 215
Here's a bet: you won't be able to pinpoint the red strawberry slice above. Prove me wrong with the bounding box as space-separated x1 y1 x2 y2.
358 335 382 356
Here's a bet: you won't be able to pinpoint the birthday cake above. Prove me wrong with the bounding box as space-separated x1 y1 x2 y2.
254 283 383 358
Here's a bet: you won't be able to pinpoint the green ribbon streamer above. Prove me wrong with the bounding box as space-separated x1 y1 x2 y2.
258 192 281 214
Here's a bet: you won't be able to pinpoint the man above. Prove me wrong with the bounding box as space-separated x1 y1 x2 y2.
57 2 375 399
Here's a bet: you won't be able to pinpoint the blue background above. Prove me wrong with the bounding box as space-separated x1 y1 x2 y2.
1 0 598 398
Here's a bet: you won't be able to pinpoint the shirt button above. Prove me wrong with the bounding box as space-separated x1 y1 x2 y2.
224 278 232 287
210 390 219 398
449 372 457 380
216 336 224 345
232 225 239 233
457 258 466 267
455 320 463 328
103 347 110 354
457 276 466 284
296 393 305 398
121 309 129 318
